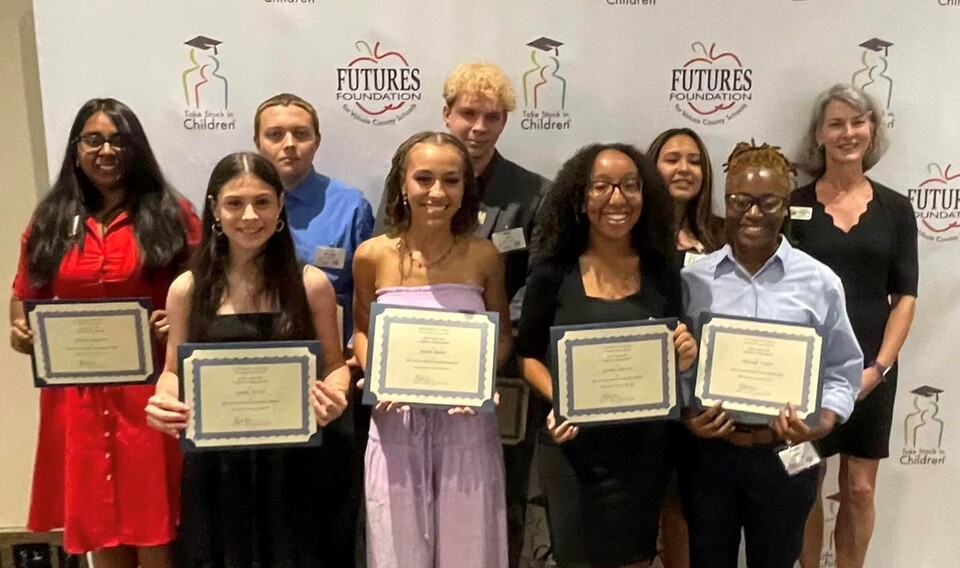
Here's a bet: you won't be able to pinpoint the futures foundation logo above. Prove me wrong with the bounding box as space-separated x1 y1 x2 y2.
907 163 960 242
180 35 236 132
335 41 421 126
901 385 946 466
520 37 572 131
851 38 895 128
669 42 753 126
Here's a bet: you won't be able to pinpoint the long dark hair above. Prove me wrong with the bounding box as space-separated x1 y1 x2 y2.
188 152 313 342
26 98 188 288
647 127 724 252
382 131 479 237
533 143 675 271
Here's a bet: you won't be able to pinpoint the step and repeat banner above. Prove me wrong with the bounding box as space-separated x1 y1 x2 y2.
32 1 959 566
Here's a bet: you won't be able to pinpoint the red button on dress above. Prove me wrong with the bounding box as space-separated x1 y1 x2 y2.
13 200 201 553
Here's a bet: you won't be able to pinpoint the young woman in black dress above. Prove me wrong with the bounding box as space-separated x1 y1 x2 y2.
791 84 918 568
518 143 697 568
145 152 351 567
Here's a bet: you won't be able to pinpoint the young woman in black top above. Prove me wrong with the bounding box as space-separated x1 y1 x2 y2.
518 143 697 568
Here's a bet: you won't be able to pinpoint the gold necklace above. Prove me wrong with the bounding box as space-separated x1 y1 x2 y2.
397 236 457 268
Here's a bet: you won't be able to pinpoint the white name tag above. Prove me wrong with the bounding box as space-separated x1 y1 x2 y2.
313 246 346 269
683 251 706 267
790 206 813 221
779 441 821 476
491 228 527 253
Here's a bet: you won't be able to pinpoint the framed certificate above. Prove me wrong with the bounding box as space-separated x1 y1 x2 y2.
363 303 499 411
178 340 322 451
695 314 823 420
550 318 678 425
25 297 155 387
496 377 529 445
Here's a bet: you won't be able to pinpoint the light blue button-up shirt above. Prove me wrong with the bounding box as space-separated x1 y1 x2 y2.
681 238 863 423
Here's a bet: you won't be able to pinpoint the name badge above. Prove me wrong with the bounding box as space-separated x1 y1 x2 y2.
779 441 821 476
314 246 346 269
683 251 705 267
789 206 813 221
491 228 527 253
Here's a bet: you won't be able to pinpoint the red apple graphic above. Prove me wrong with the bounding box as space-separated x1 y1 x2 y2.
347 41 410 117
919 163 960 233
682 42 743 116
919 163 960 187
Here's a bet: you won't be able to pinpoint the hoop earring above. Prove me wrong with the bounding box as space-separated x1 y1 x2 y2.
276 219 286 232
212 219 224 236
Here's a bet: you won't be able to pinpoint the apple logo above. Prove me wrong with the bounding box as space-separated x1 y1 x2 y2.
681 42 743 116
347 40 410 117
918 162 960 234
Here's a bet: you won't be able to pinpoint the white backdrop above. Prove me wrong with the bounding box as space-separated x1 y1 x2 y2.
32 1 960 566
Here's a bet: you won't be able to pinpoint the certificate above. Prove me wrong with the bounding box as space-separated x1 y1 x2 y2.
178 341 321 451
496 377 529 444
696 314 823 419
25 298 155 387
363 303 498 410
550 319 678 424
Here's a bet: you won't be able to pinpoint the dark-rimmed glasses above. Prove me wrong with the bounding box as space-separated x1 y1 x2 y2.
75 133 125 151
725 193 786 214
587 177 642 200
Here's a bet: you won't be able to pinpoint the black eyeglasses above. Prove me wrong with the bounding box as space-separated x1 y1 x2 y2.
587 177 643 200
725 193 786 214
75 133 125 151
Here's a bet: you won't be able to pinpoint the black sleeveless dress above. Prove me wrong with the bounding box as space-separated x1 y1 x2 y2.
176 314 358 568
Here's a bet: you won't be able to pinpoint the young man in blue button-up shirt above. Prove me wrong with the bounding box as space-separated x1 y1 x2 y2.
254 93 372 568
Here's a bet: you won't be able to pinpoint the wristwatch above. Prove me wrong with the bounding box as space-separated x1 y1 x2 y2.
869 359 891 380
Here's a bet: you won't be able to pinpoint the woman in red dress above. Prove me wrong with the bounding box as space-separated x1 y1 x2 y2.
8 98 201 567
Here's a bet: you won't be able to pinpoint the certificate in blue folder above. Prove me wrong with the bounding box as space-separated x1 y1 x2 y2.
363 303 499 411
178 340 322 452
695 313 823 422
25 297 155 387
549 318 679 425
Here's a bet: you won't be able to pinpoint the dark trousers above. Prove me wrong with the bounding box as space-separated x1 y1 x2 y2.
503 395 549 568
681 438 819 568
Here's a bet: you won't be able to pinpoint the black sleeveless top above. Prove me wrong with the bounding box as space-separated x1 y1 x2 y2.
177 314 339 568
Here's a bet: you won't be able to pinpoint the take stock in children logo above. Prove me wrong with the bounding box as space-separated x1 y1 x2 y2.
669 41 753 126
180 35 236 132
851 38 895 128
907 163 960 242
900 385 946 467
335 41 421 127
519 37 572 132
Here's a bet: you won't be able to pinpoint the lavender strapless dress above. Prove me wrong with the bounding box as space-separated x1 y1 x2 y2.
365 284 507 568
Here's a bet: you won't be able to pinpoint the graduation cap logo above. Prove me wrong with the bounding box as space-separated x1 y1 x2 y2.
859 37 893 56
911 385 944 401
185 35 222 55
527 37 563 56
182 35 229 109
521 37 569 110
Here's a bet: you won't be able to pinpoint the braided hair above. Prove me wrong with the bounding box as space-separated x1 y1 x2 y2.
723 139 796 182
723 140 795 239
